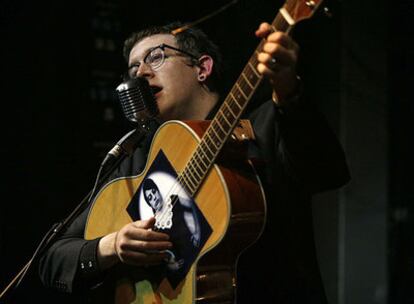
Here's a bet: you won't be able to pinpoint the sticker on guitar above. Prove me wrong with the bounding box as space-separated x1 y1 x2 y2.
127 150 213 289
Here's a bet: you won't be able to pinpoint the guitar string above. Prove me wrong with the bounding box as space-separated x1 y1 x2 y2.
153 133 220 227
152 120 233 228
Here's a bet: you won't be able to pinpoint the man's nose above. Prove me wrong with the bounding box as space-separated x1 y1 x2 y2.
136 62 153 78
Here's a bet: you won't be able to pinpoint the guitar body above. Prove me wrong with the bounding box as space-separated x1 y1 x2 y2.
85 120 266 303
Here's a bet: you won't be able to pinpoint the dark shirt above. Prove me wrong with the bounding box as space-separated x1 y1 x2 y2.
38 98 350 303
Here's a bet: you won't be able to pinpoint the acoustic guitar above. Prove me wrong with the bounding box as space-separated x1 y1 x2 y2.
85 0 323 302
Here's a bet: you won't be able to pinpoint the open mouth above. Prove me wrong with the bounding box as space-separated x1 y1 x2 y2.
150 86 162 97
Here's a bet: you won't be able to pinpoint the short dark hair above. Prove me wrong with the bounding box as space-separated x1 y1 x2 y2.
142 178 160 209
123 21 224 94
143 178 158 196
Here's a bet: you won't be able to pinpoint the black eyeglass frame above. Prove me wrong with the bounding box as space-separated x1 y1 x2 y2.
126 43 199 79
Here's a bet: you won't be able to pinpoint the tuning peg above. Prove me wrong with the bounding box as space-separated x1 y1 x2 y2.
305 1 316 9
323 7 333 18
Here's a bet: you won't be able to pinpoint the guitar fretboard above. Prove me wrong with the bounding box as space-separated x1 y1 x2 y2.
177 0 316 196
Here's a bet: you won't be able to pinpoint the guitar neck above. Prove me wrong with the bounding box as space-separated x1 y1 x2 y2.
178 0 321 196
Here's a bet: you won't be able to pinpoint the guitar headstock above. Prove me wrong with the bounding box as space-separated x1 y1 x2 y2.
283 0 324 23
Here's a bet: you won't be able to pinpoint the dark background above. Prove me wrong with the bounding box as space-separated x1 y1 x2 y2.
1 0 412 303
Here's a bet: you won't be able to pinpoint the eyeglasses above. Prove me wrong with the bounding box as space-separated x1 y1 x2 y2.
126 43 199 79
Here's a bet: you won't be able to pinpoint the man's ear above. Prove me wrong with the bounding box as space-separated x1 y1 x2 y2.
197 55 214 82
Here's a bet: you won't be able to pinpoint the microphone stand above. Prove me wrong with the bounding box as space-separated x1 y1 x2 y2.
0 125 150 301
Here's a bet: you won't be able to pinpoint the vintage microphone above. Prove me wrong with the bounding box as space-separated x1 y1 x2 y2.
116 77 159 123
101 77 159 167
96 77 159 199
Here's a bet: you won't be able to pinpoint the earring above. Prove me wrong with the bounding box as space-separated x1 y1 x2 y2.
198 75 206 81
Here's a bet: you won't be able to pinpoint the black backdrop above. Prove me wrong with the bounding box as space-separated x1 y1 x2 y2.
1 0 411 303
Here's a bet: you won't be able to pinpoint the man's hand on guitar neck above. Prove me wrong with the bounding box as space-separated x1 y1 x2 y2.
97 217 173 270
255 22 301 106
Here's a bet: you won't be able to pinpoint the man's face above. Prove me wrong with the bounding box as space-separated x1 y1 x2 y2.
128 34 201 121
144 187 162 211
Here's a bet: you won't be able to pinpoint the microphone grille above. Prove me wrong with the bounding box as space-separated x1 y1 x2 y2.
116 77 158 123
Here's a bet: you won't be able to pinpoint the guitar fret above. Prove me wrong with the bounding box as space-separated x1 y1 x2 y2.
238 76 253 97
210 124 223 144
214 118 226 135
235 82 248 100
188 160 202 180
252 48 262 66
228 99 242 118
217 109 232 129
223 101 236 120
229 91 243 109
206 131 220 150
204 135 218 156
221 106 236 124
224 102 237 120
246 63 261 85
176 177 188 194
248 62 261 78
183 167 197 187
212 120 226 139
242 72 254 89
195 148 209 169
192 159 205 178
200 141 214 160
183 184 194 197
186 173 198 191
182 171 196 193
